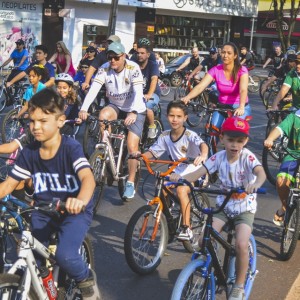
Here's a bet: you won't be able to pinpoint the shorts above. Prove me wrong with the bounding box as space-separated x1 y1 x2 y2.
108 104 146 139
214 211 255 230
274 68 284 79
278 160 298 183
145 93 160 110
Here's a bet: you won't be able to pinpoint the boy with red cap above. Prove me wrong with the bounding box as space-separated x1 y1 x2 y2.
171 117 266 300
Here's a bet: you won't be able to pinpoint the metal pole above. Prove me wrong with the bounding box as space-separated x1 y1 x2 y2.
249 18 255 51
108 0 119 36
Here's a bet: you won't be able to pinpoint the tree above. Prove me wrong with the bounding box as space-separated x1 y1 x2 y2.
273 0 300 52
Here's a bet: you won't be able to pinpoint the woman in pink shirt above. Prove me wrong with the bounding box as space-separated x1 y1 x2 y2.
182 42 250 130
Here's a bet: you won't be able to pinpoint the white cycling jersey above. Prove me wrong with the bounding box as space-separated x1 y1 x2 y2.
81 59 145 113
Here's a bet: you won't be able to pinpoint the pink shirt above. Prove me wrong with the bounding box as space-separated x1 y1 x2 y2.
208 65 248 105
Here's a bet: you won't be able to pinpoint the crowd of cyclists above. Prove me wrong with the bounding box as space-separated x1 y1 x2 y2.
0 33 300 299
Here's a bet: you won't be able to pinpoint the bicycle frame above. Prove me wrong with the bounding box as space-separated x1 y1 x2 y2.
94 122 127 182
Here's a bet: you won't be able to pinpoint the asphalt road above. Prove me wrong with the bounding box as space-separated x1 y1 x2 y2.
1 72 299 300
86 81 300 300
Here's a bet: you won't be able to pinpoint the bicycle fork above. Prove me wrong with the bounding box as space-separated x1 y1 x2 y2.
140 198 163 242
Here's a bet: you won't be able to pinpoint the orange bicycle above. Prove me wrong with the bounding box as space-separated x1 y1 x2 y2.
124 154 209 275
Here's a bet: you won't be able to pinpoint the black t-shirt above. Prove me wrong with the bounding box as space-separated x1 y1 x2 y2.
240 52 254 68
189 56 200 71
91 51 108 69
80 57 95 67
201 55 222 71
270 52 284 68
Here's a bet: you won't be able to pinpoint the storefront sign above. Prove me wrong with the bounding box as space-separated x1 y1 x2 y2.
0 9 15 20
266 20 288 31
155 0 258 17
0 1 42 65
147 25 154 32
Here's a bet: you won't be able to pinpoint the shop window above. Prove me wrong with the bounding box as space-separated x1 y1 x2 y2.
83 25 108 53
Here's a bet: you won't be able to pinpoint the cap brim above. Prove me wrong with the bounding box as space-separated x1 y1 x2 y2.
222 131 249 137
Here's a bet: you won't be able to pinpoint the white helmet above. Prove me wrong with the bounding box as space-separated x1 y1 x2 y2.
55 73 74 85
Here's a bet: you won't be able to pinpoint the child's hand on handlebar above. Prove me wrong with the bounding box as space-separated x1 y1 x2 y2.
193 155 206 166
169 173 182 182
181 96 190 105
264 139 273 149
244 183 262 194
78 110 88 121
65 197 85 215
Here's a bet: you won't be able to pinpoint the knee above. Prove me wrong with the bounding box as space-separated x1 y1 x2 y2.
235 240 248 256
177 186 189 199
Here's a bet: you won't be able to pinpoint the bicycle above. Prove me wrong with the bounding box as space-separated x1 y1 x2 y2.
124 154 210 275
171 182 265 300
248 73 261 93
0 67 29 113
158 76 171 97
276 144 300 261
0 200 95 299
174 72 209 128
262 109 292 186
88 117 141 213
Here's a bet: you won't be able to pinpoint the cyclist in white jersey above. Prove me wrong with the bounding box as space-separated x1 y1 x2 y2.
79 42 146 199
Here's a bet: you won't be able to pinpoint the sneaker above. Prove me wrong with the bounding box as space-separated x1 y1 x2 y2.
123 182 135 199
177 226 193 241
147 126 157 139
228 287 245 300
78 269 101 300
273 209 284 227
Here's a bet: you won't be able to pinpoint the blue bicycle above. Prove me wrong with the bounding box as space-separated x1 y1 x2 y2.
171 182 265 300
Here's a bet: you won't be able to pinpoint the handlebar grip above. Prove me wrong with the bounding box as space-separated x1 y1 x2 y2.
56 200 86 212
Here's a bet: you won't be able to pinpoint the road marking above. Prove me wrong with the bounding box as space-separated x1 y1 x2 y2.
285 272 300 300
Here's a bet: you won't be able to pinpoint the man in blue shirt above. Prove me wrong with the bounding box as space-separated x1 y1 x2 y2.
6 45 55 88
136 42 161 138
1 39 29 82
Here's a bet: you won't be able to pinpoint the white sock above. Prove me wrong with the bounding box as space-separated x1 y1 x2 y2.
127 181 134 186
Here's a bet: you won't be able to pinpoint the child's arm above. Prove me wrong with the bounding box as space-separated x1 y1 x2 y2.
194 142 209 166
0 140 20 154
65 167 96 214
0 176 21 199
170 165 208 183
245 165 266 194
264 127 281 149
17 101 28 118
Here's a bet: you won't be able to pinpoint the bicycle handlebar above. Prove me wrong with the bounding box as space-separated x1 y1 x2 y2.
87 114 125 127
128 153 189 177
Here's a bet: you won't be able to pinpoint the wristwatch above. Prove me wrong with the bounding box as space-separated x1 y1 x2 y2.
131 110 137 114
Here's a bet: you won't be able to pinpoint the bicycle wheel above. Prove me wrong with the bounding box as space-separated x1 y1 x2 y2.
118 147 141 201
171 258 209 300
89 149 107 215
186 93 208 128
259 78 267 100
280 199 300 261
182 193 210 253
1 109 25 143
83 114 102 159
124 205 168 275
0 81 7 112
262 90 275 109
0 274 38 299
244 235 257 298
141 117 164 152
248 75 260 93
160 78 171 96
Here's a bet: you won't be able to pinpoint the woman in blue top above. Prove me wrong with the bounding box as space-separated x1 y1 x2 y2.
17 65 48 118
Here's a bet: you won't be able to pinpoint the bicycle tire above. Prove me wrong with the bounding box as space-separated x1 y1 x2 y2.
262 146 281 186
182 192 210 253
82 114 102 159
1 108 25 143
0 82 7 112
248 75 260 93
262 90 275 109
89 149 107 215
259 78 268 100
171 258 209 300
140 117 164 153
186 93 208 128
118 146 141 201
244 235 257 298
0 273 39 299
280 200 300 261
160 78 171 96
124 205 168 275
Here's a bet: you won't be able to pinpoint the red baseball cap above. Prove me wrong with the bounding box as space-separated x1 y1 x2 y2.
221 117 250 137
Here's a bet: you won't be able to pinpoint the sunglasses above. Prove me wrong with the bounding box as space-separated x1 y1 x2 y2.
81 66 89 69
86 50 95 53
107 54 123 61
16 43 22 46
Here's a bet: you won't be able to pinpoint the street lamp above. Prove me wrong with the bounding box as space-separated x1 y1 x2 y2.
249 17 256 51
107 0 119 36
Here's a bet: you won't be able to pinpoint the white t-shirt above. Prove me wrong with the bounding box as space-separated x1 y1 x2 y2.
81 59 146 113
204 148 261 218
149 128 205 174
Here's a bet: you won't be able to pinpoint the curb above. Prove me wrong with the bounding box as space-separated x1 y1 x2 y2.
285 272 300 299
